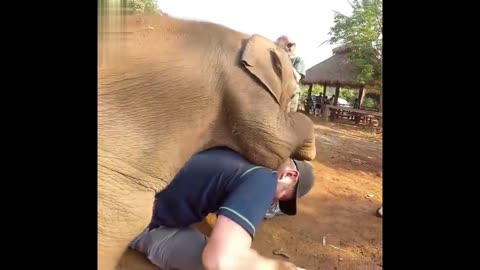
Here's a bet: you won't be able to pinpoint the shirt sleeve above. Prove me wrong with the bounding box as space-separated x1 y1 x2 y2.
217 168 277 238
293 57 306 77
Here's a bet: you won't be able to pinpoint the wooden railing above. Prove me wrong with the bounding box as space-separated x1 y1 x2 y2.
323 105 382 123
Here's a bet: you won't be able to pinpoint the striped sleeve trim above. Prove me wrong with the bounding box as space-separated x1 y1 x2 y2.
219 206 256 235
239 166 264 179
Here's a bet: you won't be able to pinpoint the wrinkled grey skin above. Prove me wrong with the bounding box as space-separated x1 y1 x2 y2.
98 14 316 269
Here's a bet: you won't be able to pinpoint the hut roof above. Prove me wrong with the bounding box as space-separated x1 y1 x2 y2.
303 45 363 87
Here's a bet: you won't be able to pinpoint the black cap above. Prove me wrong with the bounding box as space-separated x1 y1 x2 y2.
278 159 315 215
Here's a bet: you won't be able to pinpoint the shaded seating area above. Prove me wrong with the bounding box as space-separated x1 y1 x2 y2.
302 45 382 125
323 104 381 124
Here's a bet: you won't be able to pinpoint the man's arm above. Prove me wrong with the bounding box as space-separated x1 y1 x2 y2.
201 168 305 270
293 68 302 83
202 215 302 270
292 57 306 81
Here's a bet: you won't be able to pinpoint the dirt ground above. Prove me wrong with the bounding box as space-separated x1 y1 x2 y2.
118 116 383 270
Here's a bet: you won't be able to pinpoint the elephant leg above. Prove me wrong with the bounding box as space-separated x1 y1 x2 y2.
98 186 155 270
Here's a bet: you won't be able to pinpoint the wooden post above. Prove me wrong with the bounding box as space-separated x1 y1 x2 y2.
330 84 341 121
307 84 313 99
322 84 327 117
333 84 340 105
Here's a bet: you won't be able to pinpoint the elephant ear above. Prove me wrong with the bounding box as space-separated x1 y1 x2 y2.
241 34 285 105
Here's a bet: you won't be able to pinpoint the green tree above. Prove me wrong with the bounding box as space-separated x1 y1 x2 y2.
329 0 382 86
299 84 325 100
128 0 161 13
340 88 356 104
328 0 382 113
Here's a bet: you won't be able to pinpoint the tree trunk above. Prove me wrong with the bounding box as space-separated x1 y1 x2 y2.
379 88 383 127
358 86 365 107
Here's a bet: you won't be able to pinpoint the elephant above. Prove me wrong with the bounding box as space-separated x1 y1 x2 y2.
98 14 316 270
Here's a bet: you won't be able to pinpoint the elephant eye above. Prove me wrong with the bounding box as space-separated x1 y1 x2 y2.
290 94 296 100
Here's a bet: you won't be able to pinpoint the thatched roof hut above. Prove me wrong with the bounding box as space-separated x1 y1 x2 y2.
303 45 363 88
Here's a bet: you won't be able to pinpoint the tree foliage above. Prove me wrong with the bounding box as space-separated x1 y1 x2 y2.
329 0 382 89
128 0 161 13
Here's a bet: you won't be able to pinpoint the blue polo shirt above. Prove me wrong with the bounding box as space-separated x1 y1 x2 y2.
148 147 278 238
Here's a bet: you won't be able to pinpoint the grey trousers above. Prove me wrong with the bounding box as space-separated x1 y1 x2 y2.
129 226 208 270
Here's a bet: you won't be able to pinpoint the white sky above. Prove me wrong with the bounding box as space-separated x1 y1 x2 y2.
157 0 353 69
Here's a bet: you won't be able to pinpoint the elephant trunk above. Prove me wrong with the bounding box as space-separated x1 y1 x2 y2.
283 112 316 161
226 110 316 170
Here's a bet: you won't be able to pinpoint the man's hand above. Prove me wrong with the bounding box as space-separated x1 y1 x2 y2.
202 215 306 270
209 247 306 270
275 260 306 270
293 69 301 83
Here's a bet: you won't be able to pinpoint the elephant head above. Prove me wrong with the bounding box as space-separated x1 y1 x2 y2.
204 33 316 169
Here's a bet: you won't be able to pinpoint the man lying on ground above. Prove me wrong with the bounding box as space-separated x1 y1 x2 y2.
129 147 315 270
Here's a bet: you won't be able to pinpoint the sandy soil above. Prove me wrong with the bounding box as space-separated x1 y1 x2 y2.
118 117 383 269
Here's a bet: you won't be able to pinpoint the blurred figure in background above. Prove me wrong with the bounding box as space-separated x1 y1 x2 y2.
276 35 305 112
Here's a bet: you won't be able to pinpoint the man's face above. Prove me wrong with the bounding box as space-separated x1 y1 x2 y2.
287 43 296 56
276 36 289 48
276 36 295 56
274 159 299 200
